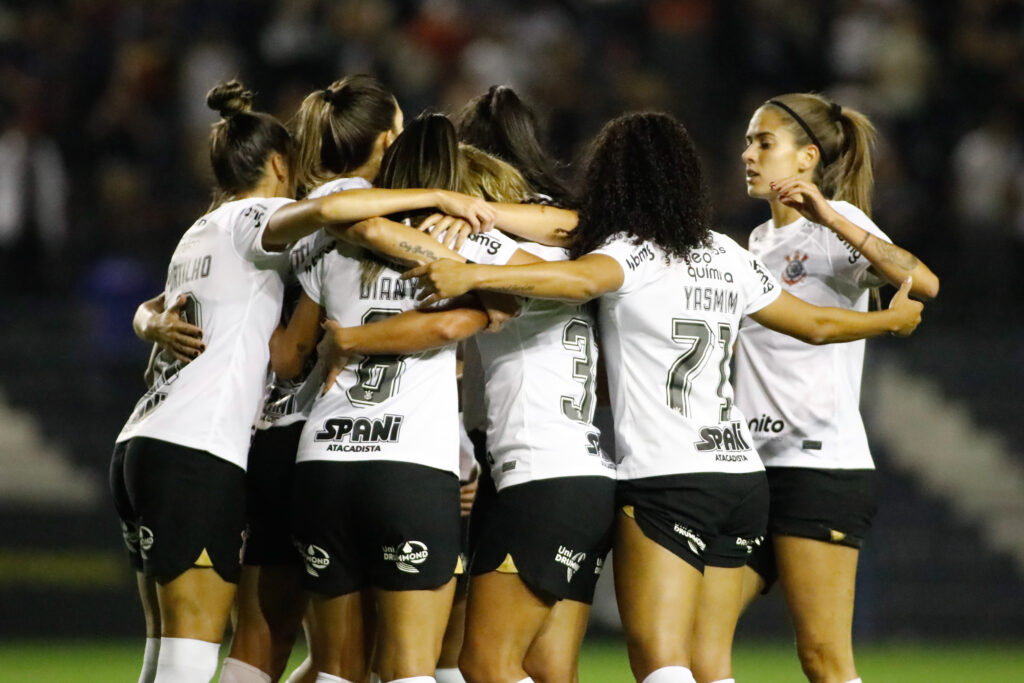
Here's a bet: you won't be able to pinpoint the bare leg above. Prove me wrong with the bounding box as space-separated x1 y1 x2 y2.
522 599 590 683
460 572 552 683
690 566 744 683
307 591 368 682
227 564 307 678
613 512 702 682
437 588 468 669
775 535 860 683
157 567 237 642
375 579 456 682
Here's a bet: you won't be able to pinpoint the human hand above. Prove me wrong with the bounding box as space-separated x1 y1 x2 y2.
887 277 923 337
317 319 353 395
402 260 478 306
146 294 205 363
769 177 839 227
418 213 474 250
435 191 496 233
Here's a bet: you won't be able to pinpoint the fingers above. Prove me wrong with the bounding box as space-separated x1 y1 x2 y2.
417 213 445 233
321 318 341 333
321 366 340 397
167 294 188 312
448 222 472 250
402 264 429 281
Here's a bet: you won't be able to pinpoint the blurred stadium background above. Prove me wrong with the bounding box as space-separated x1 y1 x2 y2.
1 0 1022 680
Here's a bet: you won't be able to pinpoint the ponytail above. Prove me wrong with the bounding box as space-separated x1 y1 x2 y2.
764 93 877 215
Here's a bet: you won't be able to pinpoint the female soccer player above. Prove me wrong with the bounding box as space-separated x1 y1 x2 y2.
404 111 924 683
216 77 500 683
114 79 493 683
719 93 939 683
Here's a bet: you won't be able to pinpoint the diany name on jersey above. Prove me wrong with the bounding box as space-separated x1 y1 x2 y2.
313 415 404 447
693 420 751 462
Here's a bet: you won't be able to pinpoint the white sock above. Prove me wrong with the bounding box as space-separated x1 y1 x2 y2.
709 679 736 683
433 670 465 683
314 675 343 683
154 637 221 683
369 675 381 683
844 679 863 683
219 657 272 683
641 667 697 683
514 679 535 683
284 657 312 683
389 678 435 682
139 637 160 683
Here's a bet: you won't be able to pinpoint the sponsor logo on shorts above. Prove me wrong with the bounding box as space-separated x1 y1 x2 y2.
693 421 751 460
782 250 810 285
555 545 587 582
735 535 763 555
302 544 331 577
138 525 154 559
748 413 785 435
383 540 429 574
314 415 404 451
672 524 706 557
594 556 604 576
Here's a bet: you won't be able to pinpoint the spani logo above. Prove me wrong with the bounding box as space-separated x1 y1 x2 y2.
303 544 331 577
383 541 430 574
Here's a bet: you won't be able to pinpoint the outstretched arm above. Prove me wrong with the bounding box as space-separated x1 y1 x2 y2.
771 178 939 299
487 203 578 247
263 188 497 249
749 277 922 344
270 293 324 380
403 254 623 305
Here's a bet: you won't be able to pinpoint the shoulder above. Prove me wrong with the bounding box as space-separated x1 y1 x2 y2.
827 200 889 241
309 176 373 198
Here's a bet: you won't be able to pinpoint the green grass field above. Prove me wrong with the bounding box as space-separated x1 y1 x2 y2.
0 639 1022 682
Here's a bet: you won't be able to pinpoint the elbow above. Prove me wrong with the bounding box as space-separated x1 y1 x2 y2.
916 276 940 301
433 310 489 343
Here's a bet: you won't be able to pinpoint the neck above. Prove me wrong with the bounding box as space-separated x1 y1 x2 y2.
769 200 801 228
348 159 379 184
236 175 283 200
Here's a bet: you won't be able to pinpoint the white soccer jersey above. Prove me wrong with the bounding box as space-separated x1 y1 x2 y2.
592 233 780 480
117 196 293 469
295 231 460 475
256 177 373 430
734 200 890 470
474 243 614 490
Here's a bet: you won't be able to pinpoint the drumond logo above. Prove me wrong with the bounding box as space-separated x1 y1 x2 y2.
554 545 587 582
314 415 403 451
673 524 706 557
302 544 330 577
693 420 751 462
383 541 429 573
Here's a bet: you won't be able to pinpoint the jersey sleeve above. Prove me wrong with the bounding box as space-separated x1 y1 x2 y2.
828 202 892 289
296 234 332 305
737 247 782 315
457 229 521 265
589 235 651 296
230 197 296 268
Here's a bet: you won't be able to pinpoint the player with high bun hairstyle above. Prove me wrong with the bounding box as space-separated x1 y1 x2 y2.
707 93 939 683
115 79 495 683
405 111 924 683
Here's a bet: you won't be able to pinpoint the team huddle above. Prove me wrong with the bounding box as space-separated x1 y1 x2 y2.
109 75 938 683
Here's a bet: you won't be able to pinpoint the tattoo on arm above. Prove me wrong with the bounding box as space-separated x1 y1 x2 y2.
502 284 536 294
399 241 439 262
873 239 919 271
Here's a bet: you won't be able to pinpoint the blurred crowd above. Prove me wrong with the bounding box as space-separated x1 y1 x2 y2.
1 0 1022 325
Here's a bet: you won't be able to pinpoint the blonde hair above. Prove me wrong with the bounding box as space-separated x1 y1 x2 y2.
458 144 533 203
763 93 877 215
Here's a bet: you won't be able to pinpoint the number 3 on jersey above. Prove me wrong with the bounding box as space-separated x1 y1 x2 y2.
347 309 405 407
666 318 733 420
560 318 597 425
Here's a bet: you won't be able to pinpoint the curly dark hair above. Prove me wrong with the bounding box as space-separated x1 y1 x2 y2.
569 112 712 261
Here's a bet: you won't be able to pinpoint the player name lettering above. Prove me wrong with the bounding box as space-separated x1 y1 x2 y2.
683 286 738 314
167 255 212 290
314 415 404 443
360 276 420 301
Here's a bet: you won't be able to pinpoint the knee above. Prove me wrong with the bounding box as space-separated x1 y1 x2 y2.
459 648 519 683
524 659 578 683
795 638 848 683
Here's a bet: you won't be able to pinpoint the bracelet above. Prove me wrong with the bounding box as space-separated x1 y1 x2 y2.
857 231 871 251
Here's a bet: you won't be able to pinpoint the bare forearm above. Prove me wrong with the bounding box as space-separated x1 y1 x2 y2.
490 203 577 247
343 217 467 266
333 308 488 355
469 262 602 303
828 214 940 299
802 306 904 344
319 188 445 224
